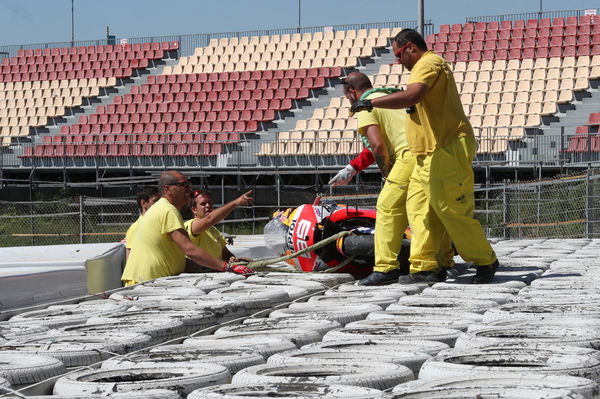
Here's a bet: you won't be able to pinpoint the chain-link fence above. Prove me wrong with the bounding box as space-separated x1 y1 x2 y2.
475 170 600 239
323 170 600 240
0 195 273 247
2 170 600 247
0 197 137 247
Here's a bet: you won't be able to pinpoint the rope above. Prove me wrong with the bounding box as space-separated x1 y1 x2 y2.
232 230 353 272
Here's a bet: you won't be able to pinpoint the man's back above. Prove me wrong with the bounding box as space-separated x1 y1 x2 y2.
121 198 186 283
407 50 473 155
358 91 408 161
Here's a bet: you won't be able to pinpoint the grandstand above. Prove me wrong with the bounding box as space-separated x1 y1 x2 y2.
1 9 600 196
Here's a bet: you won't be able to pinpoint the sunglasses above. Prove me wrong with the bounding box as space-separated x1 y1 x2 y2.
394 41 411 59
168 180 192 188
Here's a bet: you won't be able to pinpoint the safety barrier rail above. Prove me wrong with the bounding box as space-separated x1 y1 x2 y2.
0 20 431 59
3 129 600 170
465 8 599 23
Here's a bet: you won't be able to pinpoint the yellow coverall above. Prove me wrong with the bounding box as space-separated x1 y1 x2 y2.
404 50 497 273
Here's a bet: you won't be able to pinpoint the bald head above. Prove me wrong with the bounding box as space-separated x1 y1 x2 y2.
158 170 185 194
343 72 373 93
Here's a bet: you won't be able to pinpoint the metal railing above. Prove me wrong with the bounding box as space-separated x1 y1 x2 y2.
465 8 598 24
3 169 600 247
0 20 431 60
0 195 262 247
3 129 600 171
474 169 600 239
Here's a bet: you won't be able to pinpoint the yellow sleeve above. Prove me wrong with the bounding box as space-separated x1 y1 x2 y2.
162 206 184 234
408 57 440 88
356 108 379 136
125 217 140 250
183 219 196 239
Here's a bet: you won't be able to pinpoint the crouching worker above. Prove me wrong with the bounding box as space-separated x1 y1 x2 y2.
121 170 253 287
185 189 254 273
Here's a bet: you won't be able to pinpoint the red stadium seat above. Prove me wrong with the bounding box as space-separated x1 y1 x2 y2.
536 47 549 57
521 48 534 58
436 33 448 43
523 38 536 48
460 32 472 42
513 19 525 29
495 49 508 60
549 47 562 57
565 25 577 36
487 21 499 31
563 46 576 57
498 30 511 40
482 50 495 60
578 34 591 45
469 50 482 61
578 45 591 56
564 36 577 46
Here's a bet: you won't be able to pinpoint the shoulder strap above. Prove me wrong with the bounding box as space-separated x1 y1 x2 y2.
359 87 403 101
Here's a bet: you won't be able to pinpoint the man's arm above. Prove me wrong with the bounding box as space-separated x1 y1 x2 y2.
170 228 226 271
349 147 375 172
190 190 253 236
353 83 429 111
328 148 375 187
364 124 392 178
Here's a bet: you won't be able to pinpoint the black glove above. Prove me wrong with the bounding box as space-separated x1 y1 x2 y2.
350 99 373 113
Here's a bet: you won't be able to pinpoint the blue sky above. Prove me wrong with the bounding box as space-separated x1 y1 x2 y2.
0 0 599 46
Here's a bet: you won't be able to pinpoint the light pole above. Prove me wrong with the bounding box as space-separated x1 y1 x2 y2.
297 0 301 33
418 0 424 36
538 0 543 20
71 0 75 46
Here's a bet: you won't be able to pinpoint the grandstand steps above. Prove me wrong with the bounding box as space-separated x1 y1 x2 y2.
34 57 179 144
260 47 394 140
541 79 600 136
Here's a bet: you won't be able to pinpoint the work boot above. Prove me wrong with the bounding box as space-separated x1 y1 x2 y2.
357 269 400 286
398 270 446 284
472 259 500 284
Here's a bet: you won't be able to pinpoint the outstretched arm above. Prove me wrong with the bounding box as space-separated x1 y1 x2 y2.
372 83 428 109
352 83 429 112
190 190 253 236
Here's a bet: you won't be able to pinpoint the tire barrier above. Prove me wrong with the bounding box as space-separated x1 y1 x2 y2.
419 346 600 382
392 373 599 399
0 352 66 386
303 338 450 357
188 383 390 399
232 361 414 390
323 325 463 346
267 347 431 375
101 346 265 373
53 365 231 396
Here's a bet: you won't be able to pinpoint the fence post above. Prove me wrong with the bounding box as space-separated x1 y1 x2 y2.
586 167 593 238
276 173 281 208
536 165 542 237
79 195 84 244
485 164 490 235
221 175 225 234
502 181 509 240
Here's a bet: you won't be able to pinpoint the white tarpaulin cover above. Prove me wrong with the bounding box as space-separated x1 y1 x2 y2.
0 242 124 311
